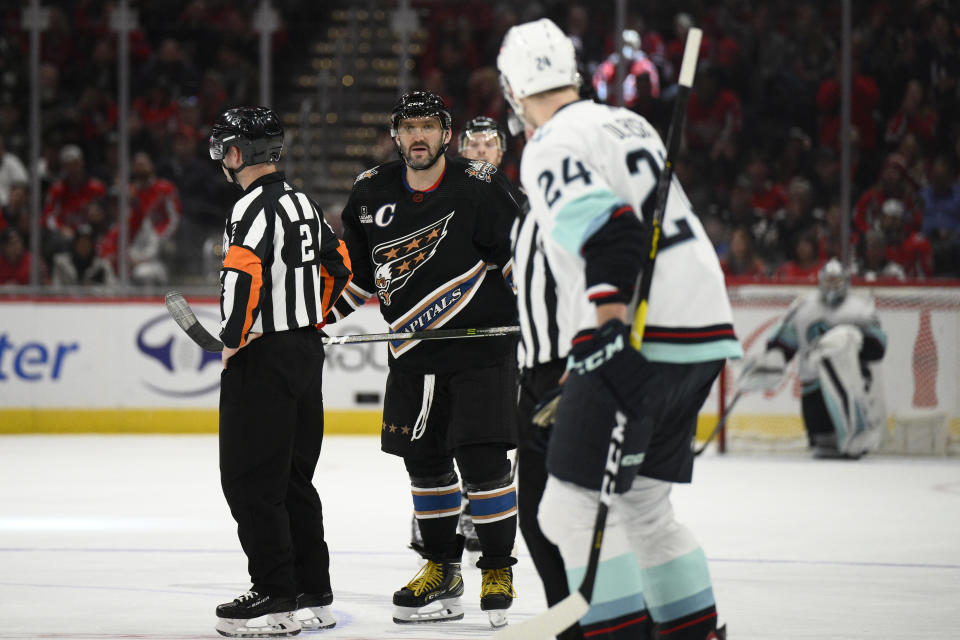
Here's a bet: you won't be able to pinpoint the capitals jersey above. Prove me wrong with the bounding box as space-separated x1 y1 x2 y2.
767 291 887 383
329 157 520 374
519 100 742 363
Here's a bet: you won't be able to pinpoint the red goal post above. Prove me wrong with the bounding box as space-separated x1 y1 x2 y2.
703 278 960 456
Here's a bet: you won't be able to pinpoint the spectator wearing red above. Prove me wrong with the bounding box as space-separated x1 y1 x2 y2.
42 145 107 239
99 151 181 286
775 233 823 281
759 176 818 264
0 228 42 285
721 226 767 278
593 29 661 106
816 56 879 153
744 151 787 216
858 229 906 282
686 64 742 161
878 199 934 278
884 80 938 148
132 82 179 139
854 153 922 236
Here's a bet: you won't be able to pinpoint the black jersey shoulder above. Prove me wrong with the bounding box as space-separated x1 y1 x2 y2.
351 159 404 195
445 156 500 186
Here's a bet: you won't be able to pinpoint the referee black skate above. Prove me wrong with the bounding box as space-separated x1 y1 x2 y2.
326 91 521 628
209 106 352 638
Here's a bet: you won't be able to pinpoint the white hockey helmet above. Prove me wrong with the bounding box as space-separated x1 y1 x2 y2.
497 18 580 125
818 258 850 307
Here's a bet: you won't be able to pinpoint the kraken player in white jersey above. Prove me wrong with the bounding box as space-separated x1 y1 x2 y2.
753 258 888 458
498 18 740 640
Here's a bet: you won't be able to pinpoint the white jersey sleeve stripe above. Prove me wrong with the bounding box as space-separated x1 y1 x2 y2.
551 189 625 253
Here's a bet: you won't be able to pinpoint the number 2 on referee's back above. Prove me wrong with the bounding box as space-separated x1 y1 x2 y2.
299 223 316 263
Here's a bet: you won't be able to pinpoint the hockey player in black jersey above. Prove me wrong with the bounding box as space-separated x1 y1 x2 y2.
327 91 521 628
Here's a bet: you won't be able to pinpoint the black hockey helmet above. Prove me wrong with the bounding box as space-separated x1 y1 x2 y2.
458 116 507 152
209 106 284 167
389 91 452 136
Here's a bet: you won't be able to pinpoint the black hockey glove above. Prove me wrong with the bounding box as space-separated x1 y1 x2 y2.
566 319 648 419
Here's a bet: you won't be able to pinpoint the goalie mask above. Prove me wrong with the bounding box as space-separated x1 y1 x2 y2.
390 91 452 171
210 106 284 185
818 258 850 307
497 18 580 128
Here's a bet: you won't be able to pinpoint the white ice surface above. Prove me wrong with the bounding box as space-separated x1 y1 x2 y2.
0 435 958 639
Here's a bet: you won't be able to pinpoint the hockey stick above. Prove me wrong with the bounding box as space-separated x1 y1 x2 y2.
694 390 743 456
165 291 519 353
494 28 703 640
321 325 519 345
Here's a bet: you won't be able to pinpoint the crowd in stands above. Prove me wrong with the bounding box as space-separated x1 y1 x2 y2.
0 0 293 287
419 0 960 281
1 1 959 287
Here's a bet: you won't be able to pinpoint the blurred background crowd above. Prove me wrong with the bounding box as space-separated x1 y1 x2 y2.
1 0 958 290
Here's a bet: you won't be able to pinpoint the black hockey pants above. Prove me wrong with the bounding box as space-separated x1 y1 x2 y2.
219 328 331 599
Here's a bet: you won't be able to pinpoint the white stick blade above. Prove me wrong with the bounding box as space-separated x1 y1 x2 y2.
164 291 197 331
678 28 702 87
493 593 589 640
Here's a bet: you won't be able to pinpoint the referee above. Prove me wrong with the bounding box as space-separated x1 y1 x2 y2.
209 106 352 638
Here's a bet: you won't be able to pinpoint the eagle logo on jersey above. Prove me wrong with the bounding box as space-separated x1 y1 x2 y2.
372 212 455 306
354 167 379 184
465 160 497 183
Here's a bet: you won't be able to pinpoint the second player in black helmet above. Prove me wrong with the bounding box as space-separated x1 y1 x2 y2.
458 116 507 167
326 91 522 628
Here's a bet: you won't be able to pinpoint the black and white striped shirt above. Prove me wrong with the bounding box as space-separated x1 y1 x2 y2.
513 209 569 369
220 171 352 349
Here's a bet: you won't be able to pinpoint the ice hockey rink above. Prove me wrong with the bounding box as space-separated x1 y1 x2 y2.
0 434 957 640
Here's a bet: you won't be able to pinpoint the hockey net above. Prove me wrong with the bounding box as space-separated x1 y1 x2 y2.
707 282 960 456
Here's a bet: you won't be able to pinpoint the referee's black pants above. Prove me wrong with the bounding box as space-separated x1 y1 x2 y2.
219 327 331 599
517 360 584 640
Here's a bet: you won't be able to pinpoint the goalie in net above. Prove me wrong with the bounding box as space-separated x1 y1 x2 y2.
744 258 888 458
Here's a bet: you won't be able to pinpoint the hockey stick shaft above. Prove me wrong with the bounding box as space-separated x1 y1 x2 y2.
496 30 704 640
630 28 702 351
165 291 518 352
322 325 519 345
694 389 743 456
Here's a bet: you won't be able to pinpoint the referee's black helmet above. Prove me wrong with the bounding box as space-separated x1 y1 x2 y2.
210 106 284 165
390 91 452 136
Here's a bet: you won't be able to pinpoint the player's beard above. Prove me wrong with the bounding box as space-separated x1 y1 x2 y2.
399 136 443 171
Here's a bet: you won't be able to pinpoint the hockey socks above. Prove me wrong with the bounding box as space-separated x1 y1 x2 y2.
410 472 462 559
652 606 722 640
467 473 518 569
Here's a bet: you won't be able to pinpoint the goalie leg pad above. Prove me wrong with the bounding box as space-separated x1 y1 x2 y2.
618 477 717 626
539 475 651 637
811 327 883 456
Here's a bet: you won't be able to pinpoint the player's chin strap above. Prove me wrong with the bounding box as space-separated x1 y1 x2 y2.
411 374 436 441
221 159 255 187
